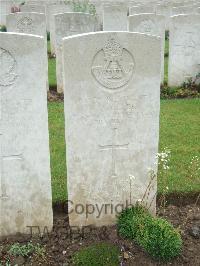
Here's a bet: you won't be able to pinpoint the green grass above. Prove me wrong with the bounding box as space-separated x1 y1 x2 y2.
72 243 120 266
48 58 56 88
159 98 200 194
48 103 67 203
48 99 200 203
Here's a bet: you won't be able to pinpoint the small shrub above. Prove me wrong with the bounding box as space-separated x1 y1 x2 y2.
0 25 7 32
164 50 169 58
47 31 50 41
161 84 200 99
67 0 96 15
117 206 182 262
165 30 169 40
8 242 45 258
182 74 200 93
72 243 120 266
0 262 11 266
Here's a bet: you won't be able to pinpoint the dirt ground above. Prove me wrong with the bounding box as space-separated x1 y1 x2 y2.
0 195 200 266
48 90 64 102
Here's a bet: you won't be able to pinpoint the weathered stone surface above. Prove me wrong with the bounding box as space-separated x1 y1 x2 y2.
55 12 96 93
0 0 10 25
129 5 156 15
0 32 53 237
172 5 196 15
20 4 46 14
156 3 172 30
168 14 200 86
48 4 73 55
6 12 46 38
103 2 128 31
128 13 165 82
6 12 49 90
63 32 161 226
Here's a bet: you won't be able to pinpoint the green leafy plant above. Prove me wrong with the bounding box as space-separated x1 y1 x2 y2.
72 243 120 266
182 73 200 92
117 206 182 262
8 242 45 258
165 30 169 41
161 84 200 99
0 262 11 266
65 0 96 15
0 25 7 32
47 31 50 41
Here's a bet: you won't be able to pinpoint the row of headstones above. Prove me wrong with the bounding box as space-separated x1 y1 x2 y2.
5 7 200 91
0 30 160 237
6 0 200 32
2 0 200 27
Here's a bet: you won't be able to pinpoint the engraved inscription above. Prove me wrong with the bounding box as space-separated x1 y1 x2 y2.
92 37 135 90
175 32 196 57
0 48 18 87
99 127 129 178
17 16 34 33
139 20 155 34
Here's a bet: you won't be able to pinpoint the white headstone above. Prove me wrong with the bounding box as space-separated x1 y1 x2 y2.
172 6 196 15
103 2 128 31
20 4 46 14
6 12 46 38
6 12 49 90
0 0 12 25
0 32 53 237
48 4 73 55
168 14 200 86
128 13 165 82
129 5 156 15
55 12 96 93
156 3 172 30
63 32 161 226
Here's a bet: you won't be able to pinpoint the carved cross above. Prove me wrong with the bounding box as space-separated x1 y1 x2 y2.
99 127 129 178
0 133 22 200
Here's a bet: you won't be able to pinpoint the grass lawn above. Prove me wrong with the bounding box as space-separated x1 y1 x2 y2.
48 58 57 88
48 99 200 203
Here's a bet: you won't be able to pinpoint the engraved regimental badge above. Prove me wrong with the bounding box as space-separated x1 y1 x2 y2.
17 16 33 33
92 36 135 90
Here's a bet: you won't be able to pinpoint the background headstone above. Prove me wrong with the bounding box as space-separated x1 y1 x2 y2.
48 3 73 55
55 12 96 93
172 6 196 15
0 32 53 237
20 4 46 14
168 14 200 86
129 5 156 15
6 12 49 90
128 13 165 82
63 32 161 226
6 12 46 38
103 2 128 31
156 3 172 30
